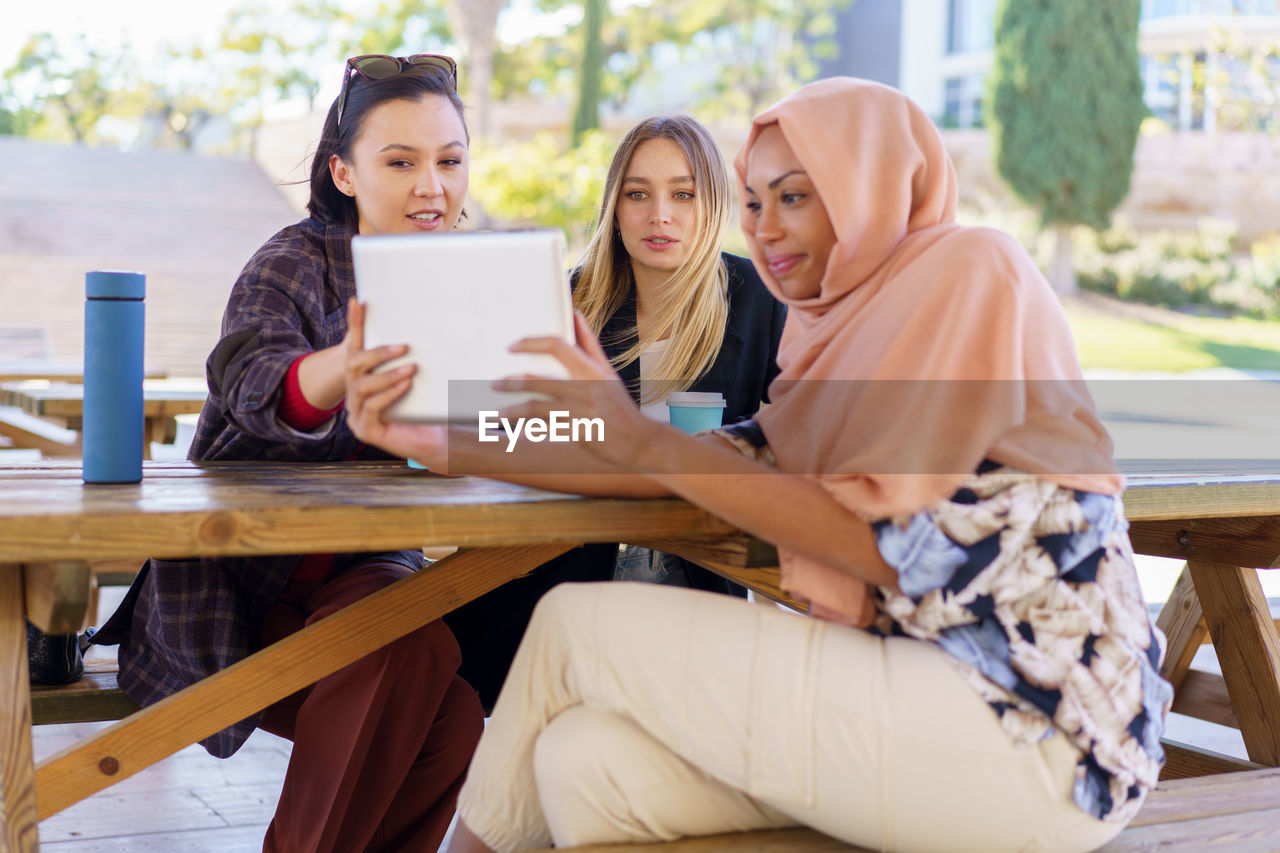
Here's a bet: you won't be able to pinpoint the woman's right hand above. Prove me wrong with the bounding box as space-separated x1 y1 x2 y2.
344 298 451 470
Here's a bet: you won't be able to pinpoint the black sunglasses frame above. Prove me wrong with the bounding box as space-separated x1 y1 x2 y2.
335 53 458 129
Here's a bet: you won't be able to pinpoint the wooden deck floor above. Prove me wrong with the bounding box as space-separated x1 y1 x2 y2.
33 587 474 852
36 721 287 851
33 585 285 852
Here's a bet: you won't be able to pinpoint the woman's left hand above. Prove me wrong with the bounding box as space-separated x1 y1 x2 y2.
494 313 664 469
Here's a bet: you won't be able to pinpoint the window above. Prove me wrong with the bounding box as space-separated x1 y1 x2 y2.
1141 54 1181 126
947 0 998 55
1142 0 1280 19
942 74 985 128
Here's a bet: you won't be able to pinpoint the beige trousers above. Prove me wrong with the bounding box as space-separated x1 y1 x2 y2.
457 582 1125 853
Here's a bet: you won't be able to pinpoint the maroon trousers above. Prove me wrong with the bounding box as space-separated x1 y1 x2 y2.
256 561 484 853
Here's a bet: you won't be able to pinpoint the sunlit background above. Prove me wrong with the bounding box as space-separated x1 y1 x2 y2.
3 0 1280 602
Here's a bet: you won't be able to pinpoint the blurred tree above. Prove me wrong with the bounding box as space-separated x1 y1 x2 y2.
469 129 615 251
595 4 674 112
123 40 238 152
3 32 135 144
302 0 502 137
339 1 451 58
133 82 218 151
447 0 506 137
987 0 1145 294
0 85 40 136
571 0 605 144
499 0 850 126
492 33 576 105
220 5 327 111
674 0 849 120
0 2 459 153
0 0 852 155
215 1 349 155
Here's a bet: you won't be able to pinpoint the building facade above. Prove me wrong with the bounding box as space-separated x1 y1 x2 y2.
824 0 1280 132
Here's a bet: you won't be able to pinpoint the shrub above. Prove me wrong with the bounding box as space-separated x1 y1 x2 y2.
1074 219 1280 317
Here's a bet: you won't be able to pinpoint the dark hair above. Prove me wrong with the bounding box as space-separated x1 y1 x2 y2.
307 68 468 226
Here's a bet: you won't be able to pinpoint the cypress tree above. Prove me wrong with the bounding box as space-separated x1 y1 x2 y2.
987 0 1145 293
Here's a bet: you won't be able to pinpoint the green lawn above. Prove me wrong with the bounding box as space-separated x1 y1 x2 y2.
1062 297 1280 372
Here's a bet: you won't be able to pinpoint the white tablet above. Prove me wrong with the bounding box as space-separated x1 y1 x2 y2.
353 229 574 423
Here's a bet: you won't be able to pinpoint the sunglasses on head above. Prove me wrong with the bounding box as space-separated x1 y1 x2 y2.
336 53 458 129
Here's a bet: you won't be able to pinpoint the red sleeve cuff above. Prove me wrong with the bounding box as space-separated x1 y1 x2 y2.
278 353 344 431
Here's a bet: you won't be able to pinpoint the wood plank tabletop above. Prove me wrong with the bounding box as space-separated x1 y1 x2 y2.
1119 460 1280 522
0 363 168 384
4 459 1280 563
0 460 735 563
0 379 206 420
0 363 84 384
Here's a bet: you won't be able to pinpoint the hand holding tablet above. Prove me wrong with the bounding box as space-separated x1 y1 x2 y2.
353 229 575 423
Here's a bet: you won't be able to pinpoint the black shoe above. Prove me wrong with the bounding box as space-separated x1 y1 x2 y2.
26 622 84 686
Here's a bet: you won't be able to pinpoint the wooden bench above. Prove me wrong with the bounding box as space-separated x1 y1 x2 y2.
546 767 1280 852
30 667 138 726
0 404 80 456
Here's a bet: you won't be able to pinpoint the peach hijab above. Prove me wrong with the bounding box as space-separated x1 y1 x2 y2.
734 78 1122 626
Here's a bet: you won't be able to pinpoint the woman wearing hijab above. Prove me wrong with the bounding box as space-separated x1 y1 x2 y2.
345 78 1172 853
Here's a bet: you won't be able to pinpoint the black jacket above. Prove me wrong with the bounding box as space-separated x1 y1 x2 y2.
586 252 786 423
574 252 785 597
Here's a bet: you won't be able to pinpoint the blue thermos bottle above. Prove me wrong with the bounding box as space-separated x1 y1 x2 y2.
83 270 145 484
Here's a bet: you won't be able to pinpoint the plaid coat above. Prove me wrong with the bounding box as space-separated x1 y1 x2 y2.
95 218 420 758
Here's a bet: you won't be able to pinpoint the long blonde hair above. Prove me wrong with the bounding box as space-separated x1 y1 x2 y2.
574 115 731 405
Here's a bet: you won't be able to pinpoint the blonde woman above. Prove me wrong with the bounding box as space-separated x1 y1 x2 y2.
442 115 784 709
575 114 785 591
574 114 783 427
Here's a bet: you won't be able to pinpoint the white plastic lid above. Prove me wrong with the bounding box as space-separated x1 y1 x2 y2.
666 391 726 408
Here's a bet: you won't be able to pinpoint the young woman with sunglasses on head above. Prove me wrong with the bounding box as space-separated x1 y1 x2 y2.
346 78 1170 853
441 115 785 709
93 54 484 853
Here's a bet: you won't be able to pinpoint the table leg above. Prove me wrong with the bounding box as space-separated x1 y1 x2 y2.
650 545 803 613
22 564 89 636
1188 559 1280 766
34 542 574 820
140 419 154 461
0 563 39 852
1155 564 1207 691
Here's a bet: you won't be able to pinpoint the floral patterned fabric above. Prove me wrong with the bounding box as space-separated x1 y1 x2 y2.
871 461 1173 824
711 421 1172 825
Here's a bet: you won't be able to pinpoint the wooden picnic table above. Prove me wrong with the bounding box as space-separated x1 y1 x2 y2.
3 459 1280 849
0 379 206 456
0 362 168 384
1117 460 1280 778
0 459 768 851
